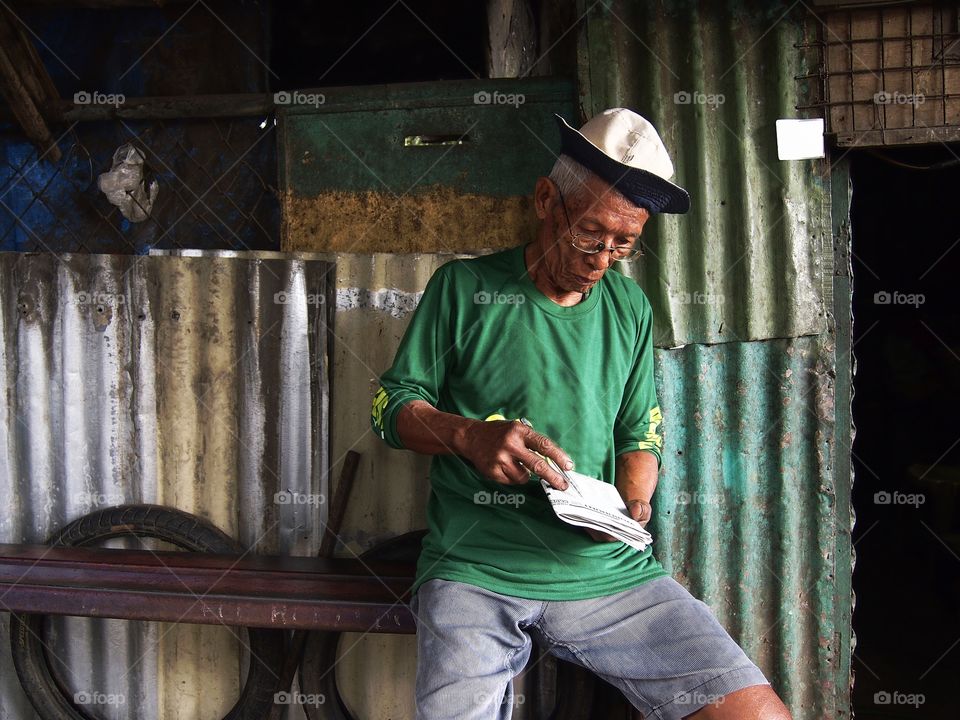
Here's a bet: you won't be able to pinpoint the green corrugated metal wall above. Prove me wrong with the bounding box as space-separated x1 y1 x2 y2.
577 1 851 717
581 0 828 348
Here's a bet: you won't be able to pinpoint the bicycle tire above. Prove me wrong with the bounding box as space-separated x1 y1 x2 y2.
9 504 285 720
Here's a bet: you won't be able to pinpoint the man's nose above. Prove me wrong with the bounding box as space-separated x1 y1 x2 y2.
585 249 615 271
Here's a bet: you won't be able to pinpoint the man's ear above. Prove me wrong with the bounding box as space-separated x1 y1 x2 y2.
533 176 555 220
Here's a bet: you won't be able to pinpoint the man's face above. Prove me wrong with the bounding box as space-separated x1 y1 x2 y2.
535 173 650 294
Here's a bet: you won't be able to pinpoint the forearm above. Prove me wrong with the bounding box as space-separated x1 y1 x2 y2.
615 450 659 504
396 399 478 456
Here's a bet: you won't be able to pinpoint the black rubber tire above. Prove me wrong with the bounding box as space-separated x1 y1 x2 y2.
9 504 286 720
300 530 594 720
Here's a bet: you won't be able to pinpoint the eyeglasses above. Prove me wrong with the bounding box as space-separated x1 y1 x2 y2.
556 188 644 261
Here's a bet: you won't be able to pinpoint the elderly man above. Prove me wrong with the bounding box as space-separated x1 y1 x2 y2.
371 108 793 720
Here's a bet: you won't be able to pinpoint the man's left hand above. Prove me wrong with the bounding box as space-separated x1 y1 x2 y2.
585 498 652 542
585 450 658 542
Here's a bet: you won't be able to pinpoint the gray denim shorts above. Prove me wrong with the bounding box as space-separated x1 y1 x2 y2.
412 576 769 720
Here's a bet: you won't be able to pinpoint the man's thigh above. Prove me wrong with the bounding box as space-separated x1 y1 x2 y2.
533 576 770 720
412 579 543 720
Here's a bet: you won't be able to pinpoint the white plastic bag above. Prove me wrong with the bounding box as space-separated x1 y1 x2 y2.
97 144 159 222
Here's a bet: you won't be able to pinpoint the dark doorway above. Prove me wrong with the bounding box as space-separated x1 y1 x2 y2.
849 145 960 719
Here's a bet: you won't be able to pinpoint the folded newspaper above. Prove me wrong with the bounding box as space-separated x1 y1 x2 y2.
539 471 653 551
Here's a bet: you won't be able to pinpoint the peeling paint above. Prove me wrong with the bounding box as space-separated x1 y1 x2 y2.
336 287 424 319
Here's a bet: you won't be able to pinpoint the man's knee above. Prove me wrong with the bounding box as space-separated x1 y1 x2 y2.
686 684 793 720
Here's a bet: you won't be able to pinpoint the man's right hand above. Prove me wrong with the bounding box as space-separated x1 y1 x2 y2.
395 401 573 490
458 419 573 490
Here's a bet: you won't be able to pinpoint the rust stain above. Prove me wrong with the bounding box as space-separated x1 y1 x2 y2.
281 188 536 253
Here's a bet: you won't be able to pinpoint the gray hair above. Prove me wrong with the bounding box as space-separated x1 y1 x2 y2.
548 154 632 208
548 154 594 199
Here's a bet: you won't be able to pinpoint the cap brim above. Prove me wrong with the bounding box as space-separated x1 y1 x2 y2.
554 114 690 214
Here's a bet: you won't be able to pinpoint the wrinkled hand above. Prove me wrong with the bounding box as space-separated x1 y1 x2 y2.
585 498 652 542
461 420 573 490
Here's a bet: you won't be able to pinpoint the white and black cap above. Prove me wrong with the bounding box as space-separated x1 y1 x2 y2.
555 108 690 214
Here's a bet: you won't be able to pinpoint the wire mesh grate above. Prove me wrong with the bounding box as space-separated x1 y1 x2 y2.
0 116 279 254
797 3 960 147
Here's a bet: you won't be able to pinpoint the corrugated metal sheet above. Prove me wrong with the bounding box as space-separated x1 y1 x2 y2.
576 3 850 714
0 251 330 720
653 335 839 715
322 252 843 719
580 0 829 349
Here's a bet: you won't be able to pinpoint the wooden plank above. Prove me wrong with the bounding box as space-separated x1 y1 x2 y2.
0 544 416 632
850 8 882 134
825 11 852 136
835 125 960 146
487 0 538 77
880 5 910 130
5 4 60 116
0 6 60 160
0 584 414 632
909 5 940 130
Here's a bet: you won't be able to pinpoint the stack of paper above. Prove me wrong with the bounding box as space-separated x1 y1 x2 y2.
540 471 653 551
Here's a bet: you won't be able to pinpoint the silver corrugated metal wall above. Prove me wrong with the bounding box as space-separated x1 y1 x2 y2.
0 251 331 720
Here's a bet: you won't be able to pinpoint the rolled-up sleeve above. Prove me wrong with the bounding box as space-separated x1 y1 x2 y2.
371 265 454 449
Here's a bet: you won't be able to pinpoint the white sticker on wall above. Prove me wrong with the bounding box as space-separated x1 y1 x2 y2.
776 118 825 160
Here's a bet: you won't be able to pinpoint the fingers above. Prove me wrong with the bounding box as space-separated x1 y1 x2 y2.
471 421 573 489
525 429 574 474
626 499 652 525
516 448 568 490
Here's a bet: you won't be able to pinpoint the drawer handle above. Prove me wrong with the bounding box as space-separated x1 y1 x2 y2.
404 134 470 147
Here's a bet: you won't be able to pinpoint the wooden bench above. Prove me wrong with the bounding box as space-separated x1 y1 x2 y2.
0 543 417 633
0 530 596 720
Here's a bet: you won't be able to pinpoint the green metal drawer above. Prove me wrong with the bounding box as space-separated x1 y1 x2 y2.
278 78 577 253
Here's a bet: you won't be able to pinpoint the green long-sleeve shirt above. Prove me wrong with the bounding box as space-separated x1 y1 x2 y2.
371 245 666 600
